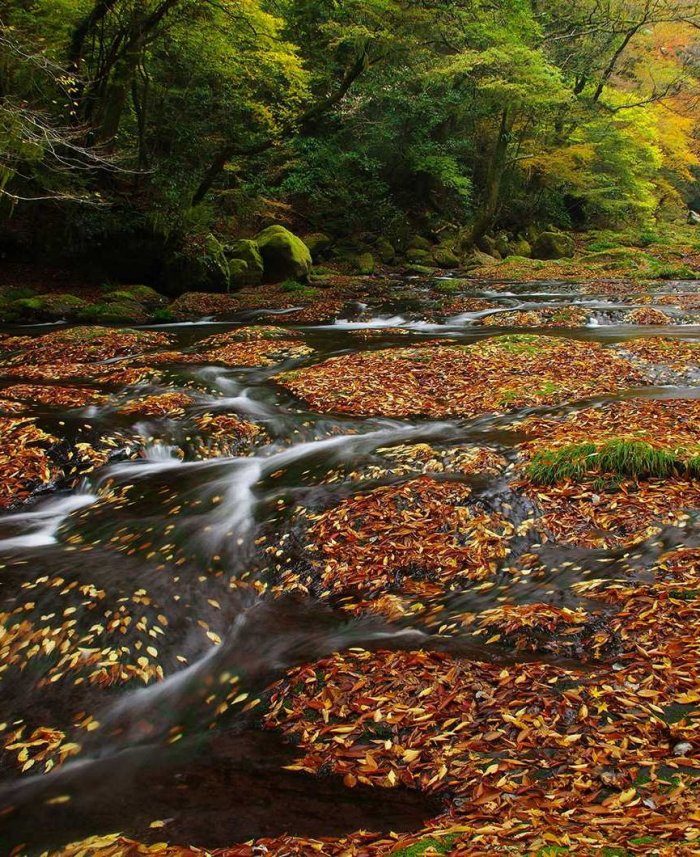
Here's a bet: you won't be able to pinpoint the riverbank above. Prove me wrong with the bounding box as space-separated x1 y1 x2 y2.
2 229 700 327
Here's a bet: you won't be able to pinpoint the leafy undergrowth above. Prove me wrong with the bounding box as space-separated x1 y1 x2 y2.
277 335 644 418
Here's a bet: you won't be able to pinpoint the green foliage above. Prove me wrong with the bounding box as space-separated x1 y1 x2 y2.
3 0 700 266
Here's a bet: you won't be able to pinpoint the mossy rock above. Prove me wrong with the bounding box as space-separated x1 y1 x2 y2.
494 234 511 257
408 235 432 251
465 250 499 268
302 233 333 261
405 264 437 275
476 235 500 258
375 238 396 264
12 293 88 322
77 301 149 324
0 297 20 323
353 252 375 275
255 225 312 283
106 285 164 308
432 245 460 268
509 237 532 258
225 239 264 286
406 247 430 263
532 231 575 260
229 259 253 289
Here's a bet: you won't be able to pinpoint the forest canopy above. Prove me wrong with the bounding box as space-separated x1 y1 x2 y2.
3 0 700 271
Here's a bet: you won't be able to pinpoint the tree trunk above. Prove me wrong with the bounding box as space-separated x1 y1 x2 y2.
468 107 511 246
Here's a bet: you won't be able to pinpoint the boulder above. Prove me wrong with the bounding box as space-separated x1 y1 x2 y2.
476 235 500 259
124 285 165 307
164 234 231 294
256 225 312 283
494 234 510 258
406 247 430 263
432 245 460 269
303 233 333 261
106 286 165 308
229 259 253 289
509 237 532 258
531 231 575 260
12 293 88 322
408 235 432 251
353 252 375 275
404 264 437 275
226 239 264 285
465 250 499 269
375 238 396 264
77 301 149 324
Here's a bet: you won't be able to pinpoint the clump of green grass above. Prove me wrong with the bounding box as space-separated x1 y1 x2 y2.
280 279 320 298
528 439 698 485
495 333 542 355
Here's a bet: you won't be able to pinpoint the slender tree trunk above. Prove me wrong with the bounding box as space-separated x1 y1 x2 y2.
592 26 640 103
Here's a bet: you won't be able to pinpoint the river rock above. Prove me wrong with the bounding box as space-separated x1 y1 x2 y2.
226 239 264 286
256 225 313 282
432 244 460 268
353 252 375 274
532 231 575 260
303 233 333 261
376 238 396 264
509 237 532 258
465 250 499 268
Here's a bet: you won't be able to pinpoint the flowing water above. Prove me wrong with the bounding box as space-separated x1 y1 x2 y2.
1 278 699 853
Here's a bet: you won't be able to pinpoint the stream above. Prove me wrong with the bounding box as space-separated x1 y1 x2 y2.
1 277 699 854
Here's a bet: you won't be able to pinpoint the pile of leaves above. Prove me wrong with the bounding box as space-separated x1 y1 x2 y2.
3 327 171 366
479 307 588 327
280 300 346 324
271 476 514 619
169 292 239 321
0 417 61 508
197 326 293 345
0 362 158 386
190 413 267 458
277 335 644 418
627 307 673 325
615 337 700 382
2 384 108 409
119 393 195 419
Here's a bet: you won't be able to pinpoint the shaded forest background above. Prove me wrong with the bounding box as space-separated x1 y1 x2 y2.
3 0 700 286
